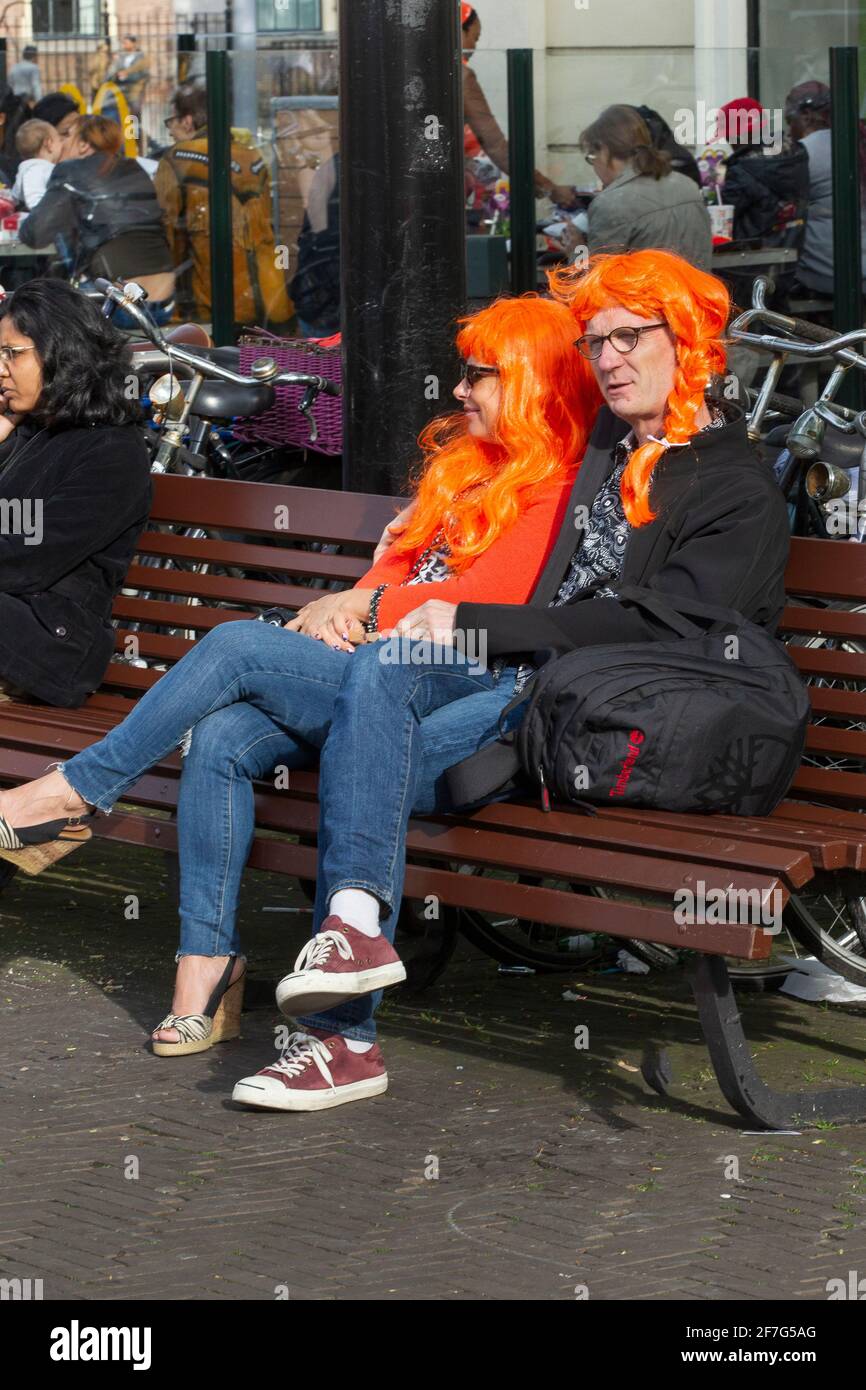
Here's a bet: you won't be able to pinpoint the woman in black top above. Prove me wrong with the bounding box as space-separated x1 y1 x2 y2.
19 114 175 322
0 278 152 706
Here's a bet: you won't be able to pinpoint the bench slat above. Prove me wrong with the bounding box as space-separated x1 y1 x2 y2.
135 529 368 581
149 475 398 546
787 537 866 599
780 605 866 641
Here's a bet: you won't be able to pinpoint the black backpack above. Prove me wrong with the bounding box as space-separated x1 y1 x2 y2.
448 587 810 817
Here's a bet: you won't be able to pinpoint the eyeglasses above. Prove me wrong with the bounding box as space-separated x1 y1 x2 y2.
164 115 182 129
460 360 499 387
575 323 668 360
0 344 35 366
584 150 598 164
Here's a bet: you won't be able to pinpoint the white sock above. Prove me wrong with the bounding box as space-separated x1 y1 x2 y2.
329 889 381 937
345 1038 374 1054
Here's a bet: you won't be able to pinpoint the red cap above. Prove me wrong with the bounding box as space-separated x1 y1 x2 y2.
461 3 476 25
715 98 764 144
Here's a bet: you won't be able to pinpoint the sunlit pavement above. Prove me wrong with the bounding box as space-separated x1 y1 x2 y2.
1 838 865 1301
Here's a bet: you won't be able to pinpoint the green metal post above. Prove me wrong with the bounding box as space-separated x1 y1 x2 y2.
206 49 235 345
830 46 863 410
507 48 536 294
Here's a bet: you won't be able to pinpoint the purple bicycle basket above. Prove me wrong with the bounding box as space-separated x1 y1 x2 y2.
232 331 343 456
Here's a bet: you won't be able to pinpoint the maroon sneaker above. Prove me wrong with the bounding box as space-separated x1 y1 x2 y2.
231 1031 387 1112
275 916 406 1017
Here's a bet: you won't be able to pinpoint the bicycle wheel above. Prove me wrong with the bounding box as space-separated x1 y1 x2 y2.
784 870 866 985
448 867 799 990
783 603 866 985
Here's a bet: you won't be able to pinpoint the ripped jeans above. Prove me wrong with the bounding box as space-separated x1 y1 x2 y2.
61 622 518 1017
62 622 353 959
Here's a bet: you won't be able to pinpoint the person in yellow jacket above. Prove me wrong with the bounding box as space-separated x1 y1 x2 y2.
155 83 293 331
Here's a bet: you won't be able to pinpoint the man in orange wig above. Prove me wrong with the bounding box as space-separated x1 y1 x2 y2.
226 249 791 1113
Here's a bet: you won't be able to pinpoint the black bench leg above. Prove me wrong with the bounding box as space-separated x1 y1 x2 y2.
644 954 866 1129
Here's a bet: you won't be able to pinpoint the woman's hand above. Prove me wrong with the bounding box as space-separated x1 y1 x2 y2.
0 392 21 444
284 588 372 652
393 600 458 645
373 501 416 563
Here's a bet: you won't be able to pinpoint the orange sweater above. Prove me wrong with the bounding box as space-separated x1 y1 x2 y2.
356 475 575 631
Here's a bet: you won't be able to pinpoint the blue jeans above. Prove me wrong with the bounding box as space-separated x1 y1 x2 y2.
61 623 518 1040
298 641 522 1040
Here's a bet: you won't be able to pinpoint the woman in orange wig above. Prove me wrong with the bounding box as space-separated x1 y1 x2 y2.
0 293 601 1060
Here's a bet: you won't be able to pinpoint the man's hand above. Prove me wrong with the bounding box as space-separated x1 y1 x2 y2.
393 600 458 645
373 501 416 564
285 589 371 652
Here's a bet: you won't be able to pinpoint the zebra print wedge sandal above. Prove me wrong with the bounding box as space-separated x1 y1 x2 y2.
152 957 247 1057
0 813 93 876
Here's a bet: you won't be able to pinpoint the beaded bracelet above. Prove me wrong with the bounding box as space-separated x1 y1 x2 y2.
366 583 388 634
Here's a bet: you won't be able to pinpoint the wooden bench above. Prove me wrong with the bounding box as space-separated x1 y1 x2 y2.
1 473 865 1130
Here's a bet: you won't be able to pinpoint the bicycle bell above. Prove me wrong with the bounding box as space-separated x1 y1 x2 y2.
250 356 278 382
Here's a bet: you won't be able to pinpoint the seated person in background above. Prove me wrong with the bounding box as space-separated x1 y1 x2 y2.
699 98 808 248
12 118 61 211
19 115 175 323
0 279 151 707
633 105 701 187
580 105 712 269
291 152 340 338
785 80 866 299
30 93 81 159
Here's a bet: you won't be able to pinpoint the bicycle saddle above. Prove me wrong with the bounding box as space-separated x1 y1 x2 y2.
187 377 275 421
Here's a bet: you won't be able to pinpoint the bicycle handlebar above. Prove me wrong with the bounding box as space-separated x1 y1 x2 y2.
95 279 340 397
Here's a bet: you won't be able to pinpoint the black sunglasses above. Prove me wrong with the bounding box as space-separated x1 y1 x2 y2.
460 359 500 387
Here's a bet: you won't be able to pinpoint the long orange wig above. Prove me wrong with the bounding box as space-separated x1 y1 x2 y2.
393 294 602 572
549 250 730 527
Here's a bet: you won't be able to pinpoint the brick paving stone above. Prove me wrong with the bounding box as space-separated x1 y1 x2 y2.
1 839 865 1300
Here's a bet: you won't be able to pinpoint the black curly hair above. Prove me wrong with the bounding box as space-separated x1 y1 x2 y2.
0 278 142 429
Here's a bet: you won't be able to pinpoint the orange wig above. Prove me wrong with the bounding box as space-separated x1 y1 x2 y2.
549 250 730 527
393 294 602 572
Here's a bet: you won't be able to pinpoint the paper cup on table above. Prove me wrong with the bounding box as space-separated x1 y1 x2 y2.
709 203 734 241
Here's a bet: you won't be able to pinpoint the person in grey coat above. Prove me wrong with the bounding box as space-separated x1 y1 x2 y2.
581 105 712 270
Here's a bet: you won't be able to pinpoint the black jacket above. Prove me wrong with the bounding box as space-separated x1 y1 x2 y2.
19 153 170 274
0 422 152 706
456 406 790 662
722 144 809 246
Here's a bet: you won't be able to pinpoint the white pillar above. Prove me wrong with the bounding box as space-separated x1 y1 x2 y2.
232 0 259 136
693 0 749 134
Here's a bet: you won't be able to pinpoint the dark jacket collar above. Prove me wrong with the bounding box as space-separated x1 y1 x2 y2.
531 403 749 607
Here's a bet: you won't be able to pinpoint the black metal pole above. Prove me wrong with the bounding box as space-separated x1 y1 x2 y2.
340 0 466 495
830 46 863 410
206 49 235 345
507 49 536 294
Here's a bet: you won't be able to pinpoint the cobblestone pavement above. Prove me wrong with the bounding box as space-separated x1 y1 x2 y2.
1 840 865 1302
